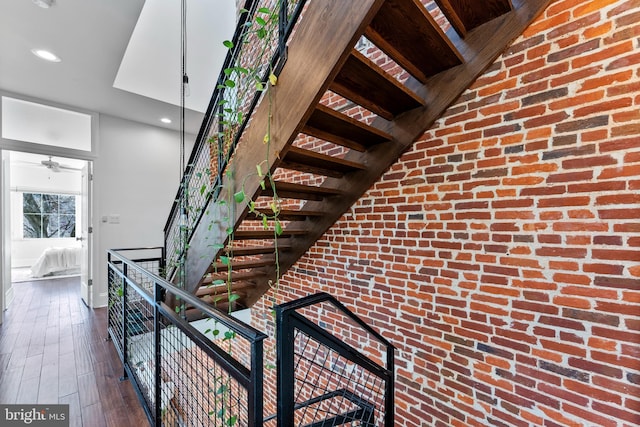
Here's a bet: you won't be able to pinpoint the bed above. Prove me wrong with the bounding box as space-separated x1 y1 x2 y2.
30 247 82 278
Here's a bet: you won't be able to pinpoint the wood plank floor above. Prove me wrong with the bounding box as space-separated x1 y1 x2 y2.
0 277 149 427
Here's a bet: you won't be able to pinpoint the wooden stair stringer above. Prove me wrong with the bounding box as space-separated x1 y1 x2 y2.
183 0 387 294
242 0 554 307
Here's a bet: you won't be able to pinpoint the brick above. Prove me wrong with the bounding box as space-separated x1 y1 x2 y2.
548 39 600 63
595 275 640 290
568 357 623 378
555 115 610 133
563 403 621 427
563 308 620 326
573 40 636 69
542 144 596 160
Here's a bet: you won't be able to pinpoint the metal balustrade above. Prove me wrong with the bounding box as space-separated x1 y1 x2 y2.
107 248 266 426
163 0 307 282
275 293 395 427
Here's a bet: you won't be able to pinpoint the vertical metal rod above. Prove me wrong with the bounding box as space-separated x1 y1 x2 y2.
250 338 264 426
279 0 288 56
154 282 162 427
385 347 395 427
121 263 129 381
276 306 294 427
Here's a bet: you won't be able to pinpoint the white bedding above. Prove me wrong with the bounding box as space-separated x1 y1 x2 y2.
30 247 82 278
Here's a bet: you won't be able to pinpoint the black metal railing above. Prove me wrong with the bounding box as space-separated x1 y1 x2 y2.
274 293 395 427
163 0 307 282
107 248 267 426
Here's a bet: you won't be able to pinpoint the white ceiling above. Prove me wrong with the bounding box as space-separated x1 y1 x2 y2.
0 0 235 135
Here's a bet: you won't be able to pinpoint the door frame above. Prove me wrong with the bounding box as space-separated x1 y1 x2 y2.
0 91 98 309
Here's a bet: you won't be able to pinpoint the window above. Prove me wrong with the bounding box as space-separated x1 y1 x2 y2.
22 193 76 238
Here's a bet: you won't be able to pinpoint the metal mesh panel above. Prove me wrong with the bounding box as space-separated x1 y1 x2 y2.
292 329 385 426
277 294 394 427
127 261 161 294
165 212 182 279
124 283 156 410
159 323 252 426
107 264 124 356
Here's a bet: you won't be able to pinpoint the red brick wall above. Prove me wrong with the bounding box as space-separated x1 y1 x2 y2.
255 0 640 425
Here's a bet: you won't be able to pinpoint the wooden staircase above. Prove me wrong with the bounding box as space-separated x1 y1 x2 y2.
183 0 552 312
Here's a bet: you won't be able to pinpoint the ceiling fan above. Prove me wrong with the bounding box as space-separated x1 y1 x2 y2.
40 156 80 173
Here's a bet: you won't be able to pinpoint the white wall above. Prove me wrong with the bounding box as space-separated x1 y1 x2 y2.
93 114 195 307
10 162 82 267
1 152 13 315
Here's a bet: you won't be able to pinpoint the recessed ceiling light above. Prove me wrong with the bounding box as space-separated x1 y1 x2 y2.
32 0 54 8
31 49 61 62
160 117 172 124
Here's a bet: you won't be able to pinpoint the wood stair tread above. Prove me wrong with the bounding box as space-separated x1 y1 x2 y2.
200 291 248 306
330 50 425 120
197 281 256 297
262 181 342 200
225 244 292 256
366 0 463 84
245 209 324 221
434 0 513 37
302 104 392 151
202 270 266 284
234 229 308 239
210 257 276 271
280 146 366 178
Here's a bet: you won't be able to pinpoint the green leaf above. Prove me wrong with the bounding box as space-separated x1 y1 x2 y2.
223 40 234 49
224 79 235 88
216 384 229 395
259 180 266 190
258 7 271 14
226 415 238 426
256 163 263 177
220 256 230 266
255 81 265 91
228 293 240 303
257 28 267 39
200 184 207 195
255 17 266 26
275 221 283 236
212 279 226 285
233 191 245 203
262 216 268 230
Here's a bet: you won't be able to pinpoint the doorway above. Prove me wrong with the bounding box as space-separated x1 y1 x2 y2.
0 95 96 316
3 151 93 306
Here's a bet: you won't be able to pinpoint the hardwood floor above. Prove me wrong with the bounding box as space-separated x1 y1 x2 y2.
0 277 149 427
